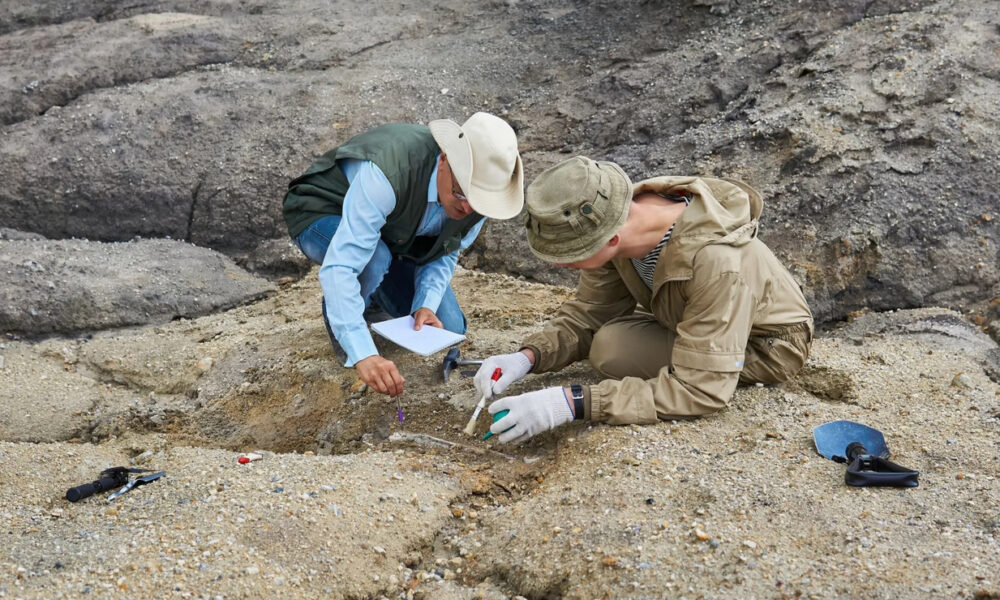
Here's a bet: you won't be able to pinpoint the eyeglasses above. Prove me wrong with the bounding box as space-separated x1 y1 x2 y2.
450 173 467 201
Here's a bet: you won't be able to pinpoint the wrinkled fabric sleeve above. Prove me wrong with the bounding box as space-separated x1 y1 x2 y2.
588 270 754 424
522 262 637 373
411 218 485 314
319 161 395 366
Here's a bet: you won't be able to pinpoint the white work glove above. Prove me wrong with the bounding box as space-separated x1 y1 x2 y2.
487 387 573 444
474 351 532 398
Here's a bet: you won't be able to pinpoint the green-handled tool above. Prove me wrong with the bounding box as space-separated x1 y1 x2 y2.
482 409 513 441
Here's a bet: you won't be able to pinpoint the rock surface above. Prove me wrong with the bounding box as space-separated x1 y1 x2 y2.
0 238 274 337
2 1 1000 597
0 0 996 319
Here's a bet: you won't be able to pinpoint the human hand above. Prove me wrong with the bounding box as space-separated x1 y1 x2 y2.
473 351 533 398
355 355 404 396
412 308 443 330
487 387 574 444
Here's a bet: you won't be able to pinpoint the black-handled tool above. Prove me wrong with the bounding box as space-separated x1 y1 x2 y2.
66 467 132 502
813 420 919 488
66 467 164 502
843 441 919 487
441 348 483 382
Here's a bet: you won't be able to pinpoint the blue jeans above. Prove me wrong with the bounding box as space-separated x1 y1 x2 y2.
296 215 467 334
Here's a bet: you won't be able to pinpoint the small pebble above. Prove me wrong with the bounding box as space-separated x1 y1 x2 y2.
951 373 973 389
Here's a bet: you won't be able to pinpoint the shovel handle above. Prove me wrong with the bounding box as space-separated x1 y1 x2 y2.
66 476 122 502
845 455 919 487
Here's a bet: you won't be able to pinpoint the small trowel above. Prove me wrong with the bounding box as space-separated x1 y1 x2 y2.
813 420 919 488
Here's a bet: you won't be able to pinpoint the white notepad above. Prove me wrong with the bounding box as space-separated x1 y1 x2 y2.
370 315 465 356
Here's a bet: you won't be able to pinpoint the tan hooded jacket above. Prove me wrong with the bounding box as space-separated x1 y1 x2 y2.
522 176 813 424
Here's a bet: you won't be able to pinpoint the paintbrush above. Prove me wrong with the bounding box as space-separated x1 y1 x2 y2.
463 367 501 437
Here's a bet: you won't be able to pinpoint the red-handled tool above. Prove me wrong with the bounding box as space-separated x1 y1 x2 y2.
463 367 501 437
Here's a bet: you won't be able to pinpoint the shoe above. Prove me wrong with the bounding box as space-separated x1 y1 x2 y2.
320 296 348 364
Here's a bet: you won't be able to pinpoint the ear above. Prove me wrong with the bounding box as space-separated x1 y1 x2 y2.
607 234 621 247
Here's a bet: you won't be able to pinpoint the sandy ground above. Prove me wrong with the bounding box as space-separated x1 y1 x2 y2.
1 269 998 599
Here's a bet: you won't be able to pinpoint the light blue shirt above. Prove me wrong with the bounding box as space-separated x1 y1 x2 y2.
318 156 484 366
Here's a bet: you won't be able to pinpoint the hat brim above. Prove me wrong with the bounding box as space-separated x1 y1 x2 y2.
429 118 473 196
429 119 524 220
526 161 632 263
466 154 524 219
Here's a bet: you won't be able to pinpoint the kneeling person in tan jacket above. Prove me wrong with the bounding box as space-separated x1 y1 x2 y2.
475 157 813 444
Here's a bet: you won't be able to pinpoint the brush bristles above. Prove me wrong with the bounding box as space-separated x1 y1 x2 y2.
462 417 478 437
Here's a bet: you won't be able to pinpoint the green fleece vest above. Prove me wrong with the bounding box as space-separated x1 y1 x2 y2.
282 123 482 265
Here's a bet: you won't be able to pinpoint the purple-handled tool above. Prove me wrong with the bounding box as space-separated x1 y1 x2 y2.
395 395 404 423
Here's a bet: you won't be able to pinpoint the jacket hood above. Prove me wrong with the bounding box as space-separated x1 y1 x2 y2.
629 175 764 282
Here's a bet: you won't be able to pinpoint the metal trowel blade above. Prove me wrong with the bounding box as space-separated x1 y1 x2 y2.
813 420 890 462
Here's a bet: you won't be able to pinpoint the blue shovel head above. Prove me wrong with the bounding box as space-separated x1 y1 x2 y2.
813 420 890 462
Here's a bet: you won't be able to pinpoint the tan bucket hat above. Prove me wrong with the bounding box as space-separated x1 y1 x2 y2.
524 156 633 263
428 112 524 219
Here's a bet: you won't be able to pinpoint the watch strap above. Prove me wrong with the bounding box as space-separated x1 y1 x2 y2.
570 383 585 420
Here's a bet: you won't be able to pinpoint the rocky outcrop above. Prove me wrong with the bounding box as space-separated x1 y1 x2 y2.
0 0 996 324
0 238 274 337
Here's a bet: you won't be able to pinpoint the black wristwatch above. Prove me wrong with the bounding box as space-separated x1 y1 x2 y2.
569 383 585 420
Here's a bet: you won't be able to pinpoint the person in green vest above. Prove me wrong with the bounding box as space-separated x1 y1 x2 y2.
283 113 523 397
474 157 813 443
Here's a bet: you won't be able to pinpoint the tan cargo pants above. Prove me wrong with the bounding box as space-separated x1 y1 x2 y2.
588 313 812 385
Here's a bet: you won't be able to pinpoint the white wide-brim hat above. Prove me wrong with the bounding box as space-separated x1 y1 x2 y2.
428 112 524 219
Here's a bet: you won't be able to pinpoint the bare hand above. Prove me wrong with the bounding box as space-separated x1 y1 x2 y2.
412 307 443 330
355 355 404 396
